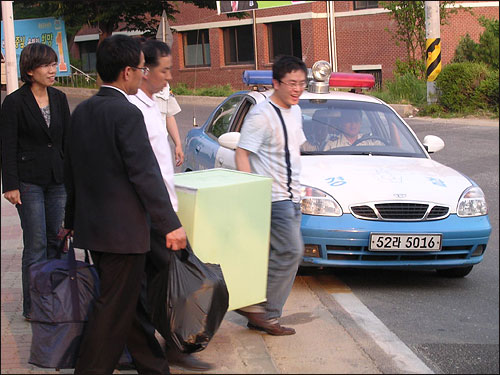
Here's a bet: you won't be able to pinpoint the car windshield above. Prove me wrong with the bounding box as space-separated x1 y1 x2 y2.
299 99 426 158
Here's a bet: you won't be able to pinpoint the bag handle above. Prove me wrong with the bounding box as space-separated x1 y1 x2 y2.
66 236 81 322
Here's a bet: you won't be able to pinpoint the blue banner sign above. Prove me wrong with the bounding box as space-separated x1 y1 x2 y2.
1 17 71 77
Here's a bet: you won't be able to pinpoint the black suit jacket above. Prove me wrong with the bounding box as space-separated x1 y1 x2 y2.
1 84 70 192
64 86 181 254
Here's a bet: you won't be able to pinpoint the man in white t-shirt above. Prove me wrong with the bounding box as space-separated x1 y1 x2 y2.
128 39 212 372
235 55 307 336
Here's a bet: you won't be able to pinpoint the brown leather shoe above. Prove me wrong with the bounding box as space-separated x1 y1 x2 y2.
167 350 214 371
234 309 269 327
247 321 296 336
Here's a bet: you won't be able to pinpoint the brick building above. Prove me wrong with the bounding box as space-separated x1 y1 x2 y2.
71 1 499 90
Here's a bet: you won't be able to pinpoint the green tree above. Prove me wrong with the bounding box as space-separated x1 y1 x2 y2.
452 17 499 70
380 1 460 78
452 33 477 63
476 16 499 70
13 1 236 48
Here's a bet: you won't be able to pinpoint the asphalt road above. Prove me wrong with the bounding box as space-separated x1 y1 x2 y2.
2 91 498 373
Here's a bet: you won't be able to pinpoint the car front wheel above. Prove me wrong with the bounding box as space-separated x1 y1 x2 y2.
436 265 474 278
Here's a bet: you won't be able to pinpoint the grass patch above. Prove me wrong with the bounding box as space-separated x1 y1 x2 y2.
371 73 427 107
171 83 235 97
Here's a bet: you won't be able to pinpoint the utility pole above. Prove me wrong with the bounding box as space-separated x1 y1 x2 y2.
425 1 441 104
2 1 19 94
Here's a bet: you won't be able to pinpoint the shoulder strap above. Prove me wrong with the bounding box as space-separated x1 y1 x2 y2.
269 102 293 200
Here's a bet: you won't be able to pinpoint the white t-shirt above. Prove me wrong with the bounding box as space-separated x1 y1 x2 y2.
128 89 178 211
153 83 181 131
238 98 306 203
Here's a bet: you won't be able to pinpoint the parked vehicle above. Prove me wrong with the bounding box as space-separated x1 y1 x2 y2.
183 61 491 277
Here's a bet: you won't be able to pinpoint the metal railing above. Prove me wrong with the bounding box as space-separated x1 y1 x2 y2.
55 64 98 89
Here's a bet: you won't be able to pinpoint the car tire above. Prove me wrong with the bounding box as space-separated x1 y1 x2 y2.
436 265 474 278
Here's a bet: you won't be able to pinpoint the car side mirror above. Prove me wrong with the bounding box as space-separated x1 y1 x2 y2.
218 132 241 150
423 135 445 154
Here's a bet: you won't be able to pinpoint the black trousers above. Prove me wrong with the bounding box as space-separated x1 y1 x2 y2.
74 251 169 375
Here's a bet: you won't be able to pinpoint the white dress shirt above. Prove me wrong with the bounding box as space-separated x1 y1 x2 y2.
128 89 178 211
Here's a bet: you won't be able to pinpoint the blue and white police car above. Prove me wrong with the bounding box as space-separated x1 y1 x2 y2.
183 61 491 277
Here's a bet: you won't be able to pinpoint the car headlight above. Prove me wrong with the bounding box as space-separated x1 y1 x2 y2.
457 186 488 217
300 185 342 216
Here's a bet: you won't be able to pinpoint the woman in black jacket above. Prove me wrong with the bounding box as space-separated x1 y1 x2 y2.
1 43 70 320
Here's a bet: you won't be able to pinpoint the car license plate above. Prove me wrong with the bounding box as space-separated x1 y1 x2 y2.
369 233 442 251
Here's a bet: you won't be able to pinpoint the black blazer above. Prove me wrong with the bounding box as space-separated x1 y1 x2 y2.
64 87 181 254
1 84 70 192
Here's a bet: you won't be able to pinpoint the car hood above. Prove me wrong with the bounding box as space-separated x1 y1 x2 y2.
300 155 472 213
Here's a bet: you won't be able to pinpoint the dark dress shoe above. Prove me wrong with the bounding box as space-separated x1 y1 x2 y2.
234 309 269 326
167 350 214 371
247 322 296 336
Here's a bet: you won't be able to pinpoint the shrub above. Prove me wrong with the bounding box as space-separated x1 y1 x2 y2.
394 58 426 80
372 72 426 106
473 69 499 113
196 84 234 97
435 62 490 113
171 83 192 96
452 33 477 63
477 17 499 70
171 83 234 97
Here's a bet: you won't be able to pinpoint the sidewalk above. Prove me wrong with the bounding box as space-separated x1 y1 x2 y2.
1 195 384 374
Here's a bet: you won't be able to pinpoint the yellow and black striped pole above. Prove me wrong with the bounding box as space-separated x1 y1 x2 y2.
426 38 441 82
425 1 440 103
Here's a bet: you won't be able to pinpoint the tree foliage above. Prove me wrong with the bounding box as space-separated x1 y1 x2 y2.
13 1 233 47
380 1 459 78
452 17 499 70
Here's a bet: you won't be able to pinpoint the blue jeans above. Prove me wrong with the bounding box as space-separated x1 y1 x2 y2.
16 181 67 317
242 200 304 322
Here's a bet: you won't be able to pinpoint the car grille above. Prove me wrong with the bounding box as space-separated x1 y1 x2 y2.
350 202 449 221
324 244 473 262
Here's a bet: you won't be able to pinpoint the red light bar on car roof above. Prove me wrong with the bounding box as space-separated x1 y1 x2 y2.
329 72 375 89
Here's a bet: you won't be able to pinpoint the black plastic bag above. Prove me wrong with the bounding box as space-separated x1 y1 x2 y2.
148 245 229 353
29 236 99 369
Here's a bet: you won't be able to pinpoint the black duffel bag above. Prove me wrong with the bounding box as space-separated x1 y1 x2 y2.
28 234 100 369
147 244 229 354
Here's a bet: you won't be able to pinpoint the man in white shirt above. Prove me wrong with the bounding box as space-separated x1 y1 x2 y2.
128 39 212 371
235 55 307 336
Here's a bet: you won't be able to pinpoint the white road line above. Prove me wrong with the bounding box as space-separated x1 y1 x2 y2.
332 293 434 374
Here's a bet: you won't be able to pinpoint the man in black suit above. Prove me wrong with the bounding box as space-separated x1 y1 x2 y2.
64 34 186 374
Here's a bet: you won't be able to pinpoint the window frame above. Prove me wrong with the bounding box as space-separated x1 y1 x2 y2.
223 25 255 66
353 1 378 10
182 29 211 68
267 20 302 63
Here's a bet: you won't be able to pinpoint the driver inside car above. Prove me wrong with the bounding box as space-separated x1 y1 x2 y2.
323 110 384 150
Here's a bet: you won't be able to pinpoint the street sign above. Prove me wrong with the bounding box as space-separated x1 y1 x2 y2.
1 17 71 77
156 10 173 48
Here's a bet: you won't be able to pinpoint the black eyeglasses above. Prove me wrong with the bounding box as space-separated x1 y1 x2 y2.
131 66 149 76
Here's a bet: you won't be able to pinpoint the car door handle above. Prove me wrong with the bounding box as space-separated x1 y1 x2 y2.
195 145 201 153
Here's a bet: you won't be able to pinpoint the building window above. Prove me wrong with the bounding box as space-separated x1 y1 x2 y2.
353 1 378 10
353 68 382 90
79 40 98 72
223 25 254 65
268 21 302 62
183 29 211 67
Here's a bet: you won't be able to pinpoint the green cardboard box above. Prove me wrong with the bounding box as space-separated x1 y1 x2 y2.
174 168 272 311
